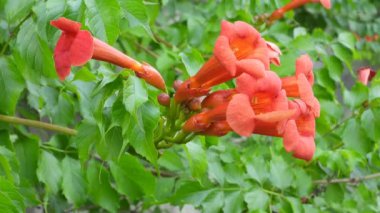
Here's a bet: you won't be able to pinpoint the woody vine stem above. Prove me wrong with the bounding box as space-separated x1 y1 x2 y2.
0 113 379 185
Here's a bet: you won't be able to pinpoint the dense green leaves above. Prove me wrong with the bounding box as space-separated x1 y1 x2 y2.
109 154 156 200
36 151 62 194
0 58 24 114
61 156 87 206
1 0 380 212
84 0 121 44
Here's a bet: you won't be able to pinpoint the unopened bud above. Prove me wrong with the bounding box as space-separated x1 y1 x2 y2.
157 93 170 107
188 98 201 111
173 80 183 91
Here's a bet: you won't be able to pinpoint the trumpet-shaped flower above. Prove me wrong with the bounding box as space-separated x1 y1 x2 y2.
357 67 376 85
201 89 236 109
201 121 231 136
183 104 228 133
283 114 316 161
175 20 279 102
281 55 319 116
51 17 166 90
226 92 295 136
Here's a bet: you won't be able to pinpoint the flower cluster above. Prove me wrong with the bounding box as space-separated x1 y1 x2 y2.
176 21 320 161
50 18 166 91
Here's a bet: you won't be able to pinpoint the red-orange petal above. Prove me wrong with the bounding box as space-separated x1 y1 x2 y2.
54 33 74 80
295 113 316 137
248 38 270 69
236 73 256 98
201 89 236 109
69 31 94 66
266 41 281 66
295 54 314 85
214 36 237 76
236 59 265 79
136 63 166 91
201 121 231 136
254 110 296 123
234 21 259 43
320 0 331 9
183 113 210 132
358 67 376 85
220 20 236 40
298 74 315 108
226 94 255 136
255 71 282 97
50 17 81 34
283 120 299 152
291 136 315 161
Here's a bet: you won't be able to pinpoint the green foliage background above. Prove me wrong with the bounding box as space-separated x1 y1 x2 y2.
0 0 380 212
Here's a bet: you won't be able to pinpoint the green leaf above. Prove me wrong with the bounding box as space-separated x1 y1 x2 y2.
109 153 156 200
245 157 268 184
97 126 123 160
16 19 56 78
223 191 244 213
14 136 39 184
324 56 344 82
46 0 67 20
73 67 97 82
343 83 368 109
171 181 215 206
184 141 208 181
342 119 372 155
4 0 34 24
338 32 356 51
179 48 204 77
0 147 18 183
73 121 101 163
52 92 74 126
293 169 312 196
119 0 153 37
361 110 380 141
332 43 353 68
158 149 185 171
187 16 205 46
0 177 25 212
244 189 270 211
87 160 119 212
207 151 225 185
84 0 121 44
0 58 25 114
36 151 62 194
123 76 148 114
126 103 159 164
202 190 224 213
61 156 87 206
270 157 293 190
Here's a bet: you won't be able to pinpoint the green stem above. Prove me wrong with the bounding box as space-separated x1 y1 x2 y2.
40 145 76 154
262 189 285 198
1 12 33 55
0 114 77 136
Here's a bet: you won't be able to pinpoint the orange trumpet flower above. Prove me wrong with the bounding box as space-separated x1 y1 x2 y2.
51 17 166 91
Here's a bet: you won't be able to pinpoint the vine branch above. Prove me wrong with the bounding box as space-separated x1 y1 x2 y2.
313 172 380 185
0 114 77 136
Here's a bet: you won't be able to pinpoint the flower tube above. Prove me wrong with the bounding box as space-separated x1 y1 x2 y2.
51 17 166 91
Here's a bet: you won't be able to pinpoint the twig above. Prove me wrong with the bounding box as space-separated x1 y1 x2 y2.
149 168 177 177
313 172 380 185
153 33 173 48
133 41 185 74
0 114 78 136
1 12 33 55
321 112 357 137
